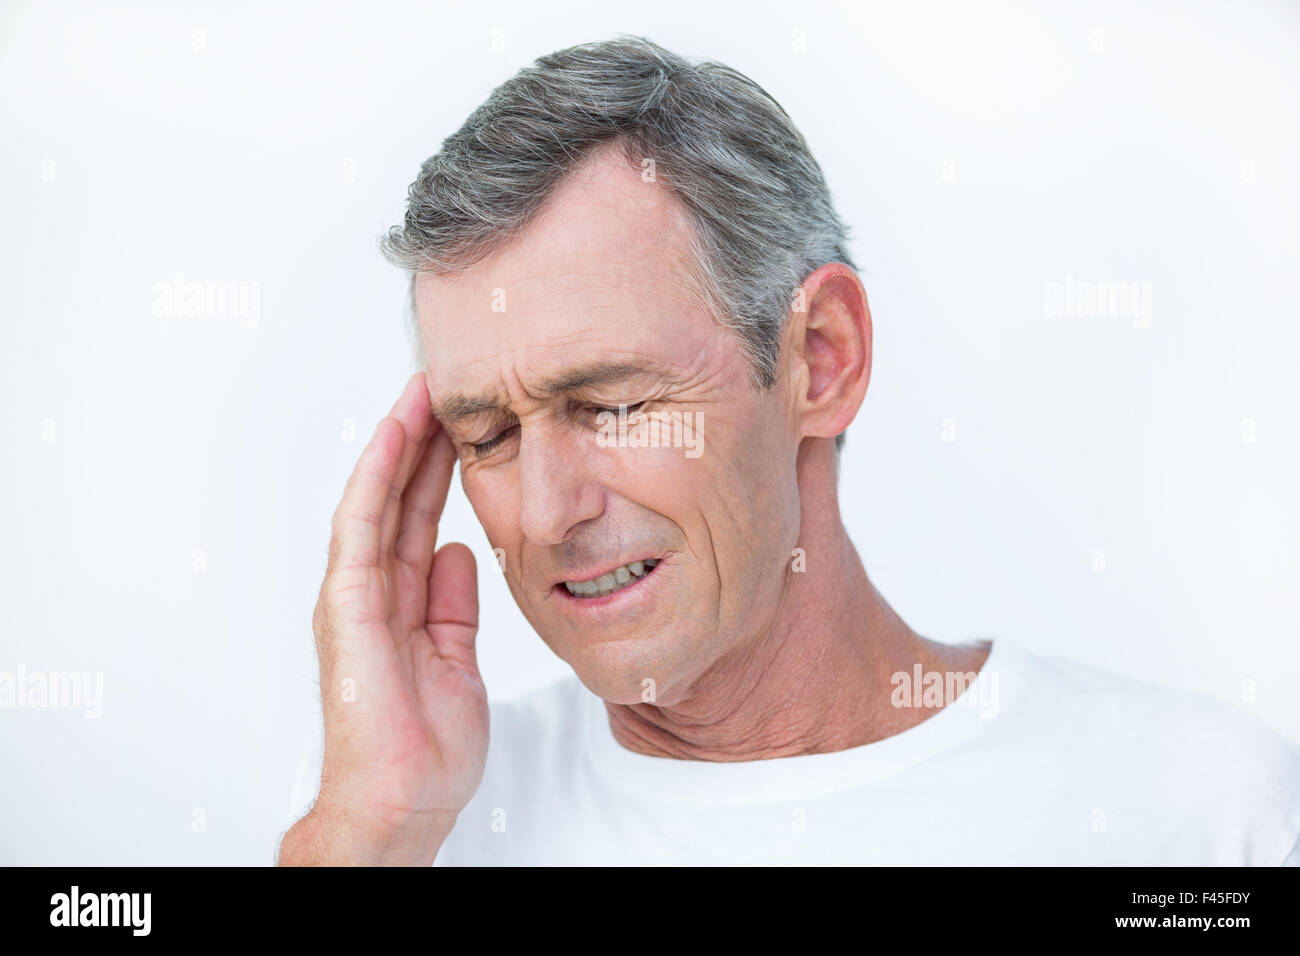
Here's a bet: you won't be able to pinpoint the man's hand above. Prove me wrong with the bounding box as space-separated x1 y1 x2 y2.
279 373 488 866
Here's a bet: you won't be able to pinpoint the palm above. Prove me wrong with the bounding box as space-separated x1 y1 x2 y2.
390 552 488 780
315 373 488 819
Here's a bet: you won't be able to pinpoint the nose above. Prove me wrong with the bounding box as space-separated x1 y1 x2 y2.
517 423 605 546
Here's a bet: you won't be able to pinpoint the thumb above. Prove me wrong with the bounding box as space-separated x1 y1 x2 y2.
426 542 479 669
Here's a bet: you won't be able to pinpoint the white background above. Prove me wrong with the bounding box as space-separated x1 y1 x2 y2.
2 0 1297 864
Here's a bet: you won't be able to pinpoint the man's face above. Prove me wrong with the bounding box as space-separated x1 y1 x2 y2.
417 146 804 705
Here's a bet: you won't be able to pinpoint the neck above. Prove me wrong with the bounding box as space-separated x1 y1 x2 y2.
604 441 989 761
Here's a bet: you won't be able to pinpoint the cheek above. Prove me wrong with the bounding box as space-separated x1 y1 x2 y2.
461 469 518 547
704 416 802 588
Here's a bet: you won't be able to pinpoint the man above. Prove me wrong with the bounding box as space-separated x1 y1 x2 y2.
278 36 1300 866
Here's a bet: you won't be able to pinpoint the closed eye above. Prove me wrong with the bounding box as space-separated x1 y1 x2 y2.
472 424 519 456
469 403 648 454
589 401 647 416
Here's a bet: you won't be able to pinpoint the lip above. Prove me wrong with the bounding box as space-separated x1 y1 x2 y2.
551 553 666 590
550 554 668 610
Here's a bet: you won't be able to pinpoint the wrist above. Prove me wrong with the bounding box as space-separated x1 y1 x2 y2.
279 793 456 866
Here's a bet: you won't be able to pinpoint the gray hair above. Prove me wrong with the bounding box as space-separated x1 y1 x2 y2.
381 34 856 448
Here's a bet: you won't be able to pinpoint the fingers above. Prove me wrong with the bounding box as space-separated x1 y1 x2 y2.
394 429 458 572
388 373 435 479
426 543 479 669
328 417 406 571
380 374 436 554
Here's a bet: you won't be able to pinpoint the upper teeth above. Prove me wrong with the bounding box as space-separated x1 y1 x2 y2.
564 559 659 597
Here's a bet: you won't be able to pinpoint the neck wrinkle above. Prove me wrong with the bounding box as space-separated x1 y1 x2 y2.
604 439 937 761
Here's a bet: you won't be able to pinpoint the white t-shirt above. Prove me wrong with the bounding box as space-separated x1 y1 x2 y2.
287 637 1300 865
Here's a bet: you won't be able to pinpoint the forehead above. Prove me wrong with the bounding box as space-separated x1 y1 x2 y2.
414 145 720 399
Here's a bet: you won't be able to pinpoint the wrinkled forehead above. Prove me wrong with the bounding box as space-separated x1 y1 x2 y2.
413 147 718 397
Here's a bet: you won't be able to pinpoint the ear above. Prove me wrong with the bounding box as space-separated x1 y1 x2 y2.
785 263 872 442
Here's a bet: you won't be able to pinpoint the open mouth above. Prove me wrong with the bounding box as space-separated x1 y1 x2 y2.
560 558 661 599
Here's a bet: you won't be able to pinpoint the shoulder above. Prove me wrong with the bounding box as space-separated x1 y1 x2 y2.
1002 641 1300 862
1020 643 1297 763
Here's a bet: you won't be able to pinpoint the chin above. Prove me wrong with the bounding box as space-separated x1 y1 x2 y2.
561 629 694 706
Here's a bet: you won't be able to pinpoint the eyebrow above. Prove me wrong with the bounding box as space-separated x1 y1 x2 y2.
432 361 671 423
